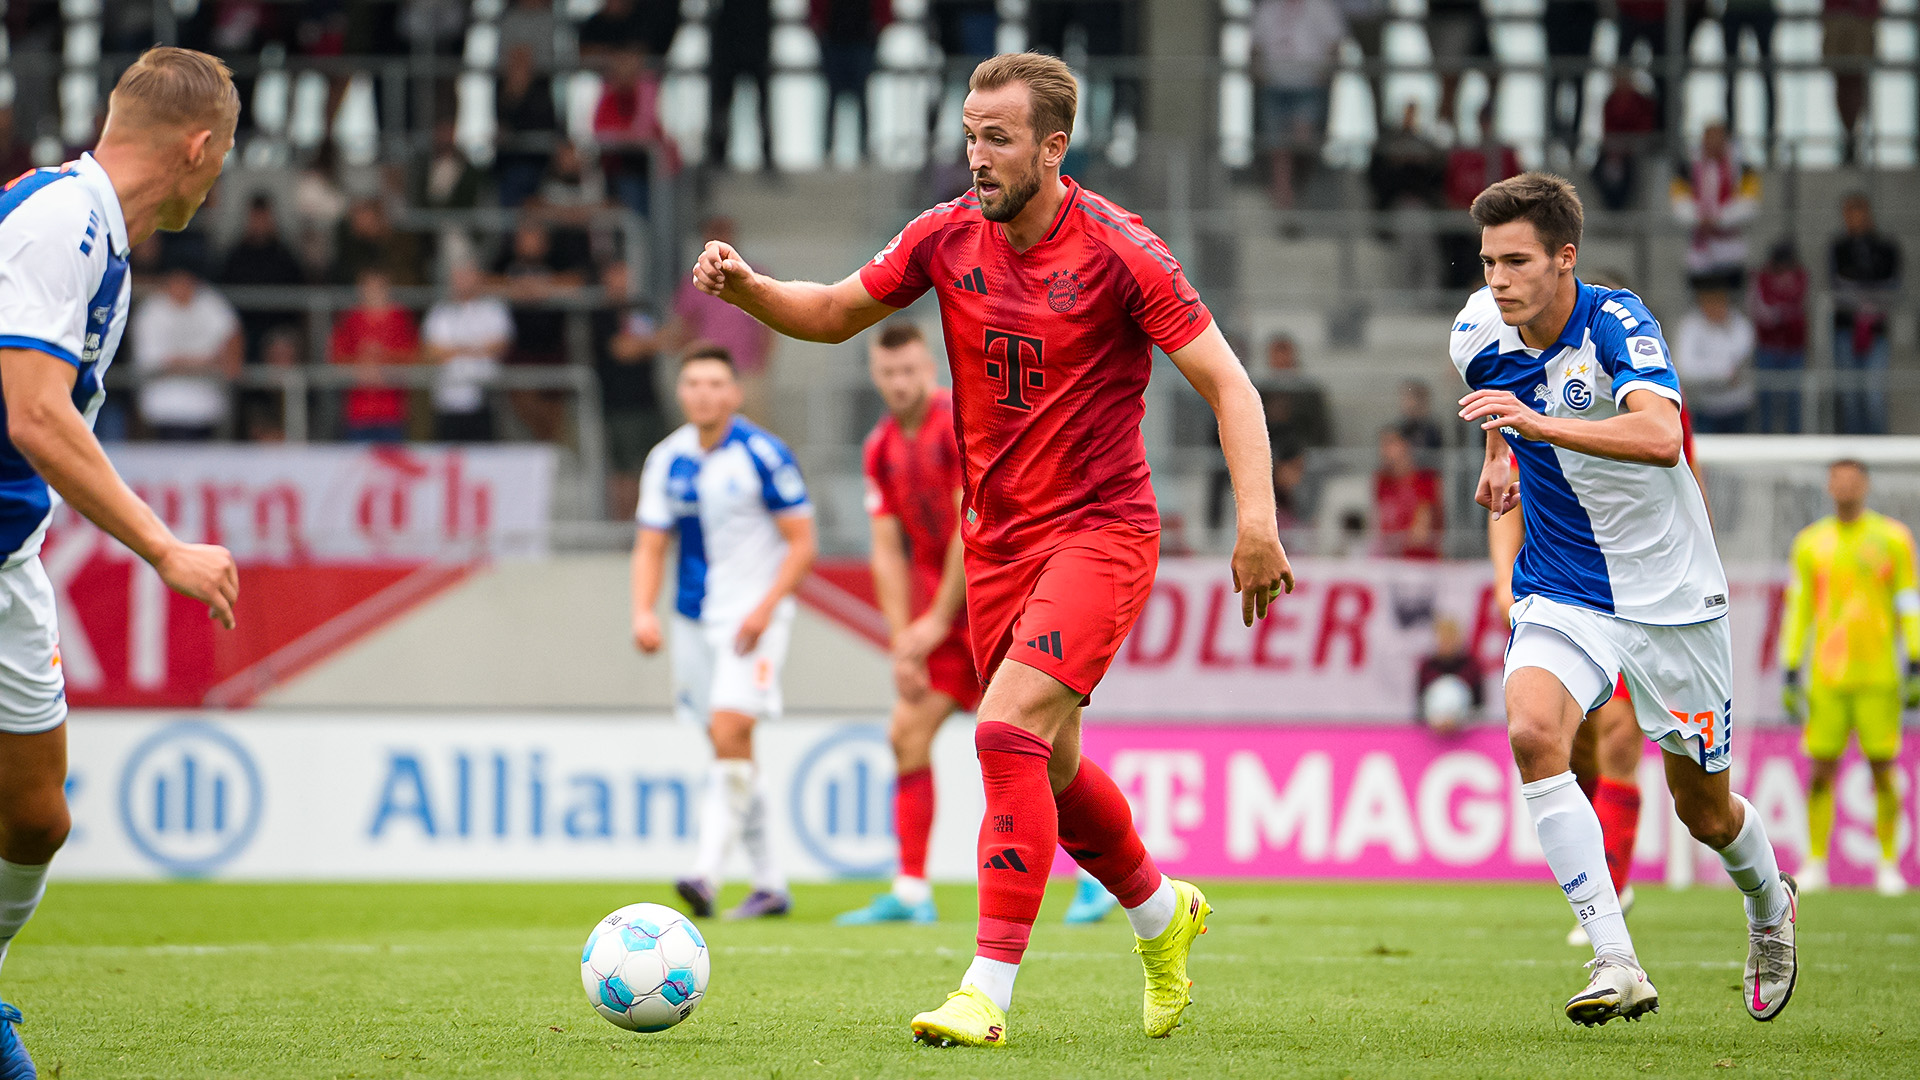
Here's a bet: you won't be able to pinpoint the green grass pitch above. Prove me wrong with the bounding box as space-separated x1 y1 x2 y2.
9 880 1916 1078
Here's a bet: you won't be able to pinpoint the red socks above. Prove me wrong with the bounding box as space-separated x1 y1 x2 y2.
894 766 935 881
974 721 1057 963
1592 776 1642 894
1055 758 1162 908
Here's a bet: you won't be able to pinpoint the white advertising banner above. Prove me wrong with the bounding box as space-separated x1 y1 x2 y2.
59 713 985 883
94 444 558 561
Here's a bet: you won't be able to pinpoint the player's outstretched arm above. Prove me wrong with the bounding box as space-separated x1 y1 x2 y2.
1459 387 1683 468
1169 324 1295 625
691 241 896 344
0 348 238 628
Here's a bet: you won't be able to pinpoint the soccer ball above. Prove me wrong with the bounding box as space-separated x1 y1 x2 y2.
580 903 710 1032
1420 673 1476 732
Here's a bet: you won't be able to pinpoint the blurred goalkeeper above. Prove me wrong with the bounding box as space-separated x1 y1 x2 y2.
1779 458 1916 897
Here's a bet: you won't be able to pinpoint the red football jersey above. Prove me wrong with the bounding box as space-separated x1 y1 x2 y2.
858 178 1212 558
863 388 964 583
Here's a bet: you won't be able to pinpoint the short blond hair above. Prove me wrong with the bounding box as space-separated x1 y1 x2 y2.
109 47 240 132
969 52 1077 143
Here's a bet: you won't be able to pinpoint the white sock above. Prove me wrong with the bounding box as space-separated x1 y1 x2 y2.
1523 771 1635 962
742 770 786 895
1124 877 1177 939
693 760 754 886
892 875 932 906
0 859 49 974
1717 794 1789 929
962 955 1019 1012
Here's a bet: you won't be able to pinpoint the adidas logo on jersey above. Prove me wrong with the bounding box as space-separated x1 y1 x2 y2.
952 267 987 295
1023 630 1062 660
982 848 1030 872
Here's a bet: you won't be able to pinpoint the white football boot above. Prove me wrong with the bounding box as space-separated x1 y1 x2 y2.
1744 873 1799 1022
1567 884 1634 946
1564 953 1659 1027
1875 859 1908 898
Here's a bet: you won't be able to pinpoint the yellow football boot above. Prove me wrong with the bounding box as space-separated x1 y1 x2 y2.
909 985 1008 1048
1136 879 1211 1037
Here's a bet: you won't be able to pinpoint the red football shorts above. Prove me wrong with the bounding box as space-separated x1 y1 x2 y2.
927 631 983 712
965 524 1159 697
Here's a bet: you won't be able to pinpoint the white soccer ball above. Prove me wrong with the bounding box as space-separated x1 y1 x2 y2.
1421 673 1476 731
580 903 710 1032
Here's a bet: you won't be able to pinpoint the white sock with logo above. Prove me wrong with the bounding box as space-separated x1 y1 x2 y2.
0 859 49 974
892 875 932 906
1125 878 1177 940
693 760 754 887
1522 771 1635 962
1716 794 1789 929
741 770 786 895
962 955 1019 1012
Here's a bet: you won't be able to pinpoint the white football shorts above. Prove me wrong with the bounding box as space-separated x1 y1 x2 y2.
1505 593 1734 773
670 598 796 725
0 558 68 735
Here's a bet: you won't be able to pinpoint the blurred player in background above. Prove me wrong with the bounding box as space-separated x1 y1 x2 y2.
0 47 242 1077
630 345 817 920
1489 403 1709 946
687 52 1293 1046
836 321 977 926
1779 459 1916 897
1456 173 1796 1027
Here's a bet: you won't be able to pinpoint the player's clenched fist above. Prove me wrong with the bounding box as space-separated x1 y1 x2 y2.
632 610 663 654
692 241 756 303
155 541 240 629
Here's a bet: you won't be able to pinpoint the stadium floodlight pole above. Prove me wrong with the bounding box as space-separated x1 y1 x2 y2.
0 47 242 1077
692 51 1293 1047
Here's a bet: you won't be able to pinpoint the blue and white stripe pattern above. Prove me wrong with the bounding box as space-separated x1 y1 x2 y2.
1451 281 1728 626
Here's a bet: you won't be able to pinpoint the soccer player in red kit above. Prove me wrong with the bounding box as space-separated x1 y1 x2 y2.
687 52 1294 1046
837 320 980 926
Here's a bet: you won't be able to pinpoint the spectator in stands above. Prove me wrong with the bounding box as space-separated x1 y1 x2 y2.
1257 333 1331 457
1830 192 1901 435
1824 0 1878 164
1671 122 1760 291
1441 100 1520 288
1251 0 1345 210
1749 239 1808 434
493 220 591 441
497 0 558 71
331 197 426 287
219 194 308 361
1542 0 1600 157
595 261 667 520
592 48 676 219
707 0 776 171
1337 0 1390 130
1615 0 1706 130
496 42 561 208
1675 284 1757 434
292 144 350 277
1595 67 1659 211
1368 103 1446 289
423 262 513 443
667 216 776 422
532 142 609 267
414 118 485 213
1416 616 1485 732
1396 379 1444 454
131 267 242 441
1722 0 1779 158
579 0 681 59
813 0 889 163
244 327 304 443
1429 0 1494 135
329 269 419 443
1373 426 1441 559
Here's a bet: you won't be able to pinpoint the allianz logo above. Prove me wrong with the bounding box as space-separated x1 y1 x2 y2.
789 728 899 877
369 750 693 841
119 722 264 876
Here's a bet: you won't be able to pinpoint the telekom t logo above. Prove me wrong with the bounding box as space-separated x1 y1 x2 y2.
983 329 1044 411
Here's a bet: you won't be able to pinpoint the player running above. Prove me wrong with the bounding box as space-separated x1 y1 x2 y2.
1779 458 1916 897
1489 414 1708 947
836 321 979 926
1453 173 1797 1027
631 345 817 921
689 52 1293 1045
0 48 242 1077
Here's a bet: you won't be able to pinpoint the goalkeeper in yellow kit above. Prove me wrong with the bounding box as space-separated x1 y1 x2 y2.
1779 459 1916 897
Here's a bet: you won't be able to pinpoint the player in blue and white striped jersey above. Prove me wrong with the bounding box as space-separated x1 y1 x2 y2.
0 48 243 1076
1451 174 1797 1028
631 344 816 922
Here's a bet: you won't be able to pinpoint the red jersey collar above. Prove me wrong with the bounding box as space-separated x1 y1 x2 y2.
994 176 1078 255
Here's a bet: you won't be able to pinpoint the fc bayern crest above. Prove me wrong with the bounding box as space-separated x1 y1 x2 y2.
1045 270 1081 313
